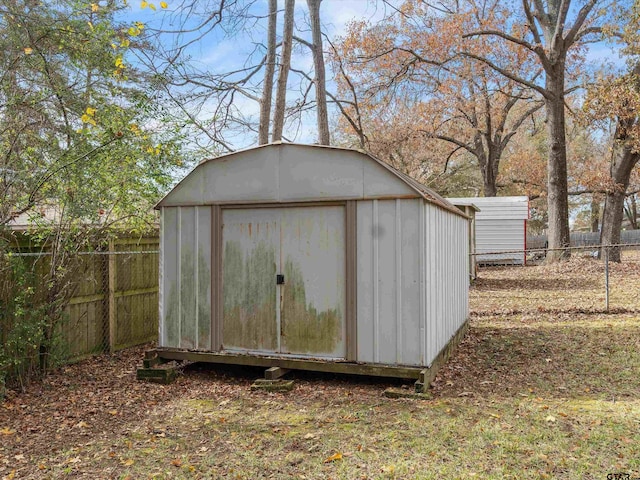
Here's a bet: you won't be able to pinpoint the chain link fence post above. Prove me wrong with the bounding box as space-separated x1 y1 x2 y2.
604 245 610 312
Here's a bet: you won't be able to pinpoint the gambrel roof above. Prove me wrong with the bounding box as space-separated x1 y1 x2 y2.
157 142 465 217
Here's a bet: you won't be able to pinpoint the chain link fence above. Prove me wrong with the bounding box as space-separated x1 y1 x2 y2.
3 232 638 390
472 243 640 313
527 230 640 249
1 239 158 388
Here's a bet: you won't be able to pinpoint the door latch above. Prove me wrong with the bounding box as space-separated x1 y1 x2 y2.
276 274 285 285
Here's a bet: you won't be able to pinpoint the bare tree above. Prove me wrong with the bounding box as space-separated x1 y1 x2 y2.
272 0 295 142
306 0 329 145
259 0 277 145
136 0 267 154
136 0 333 151
464 0 624 261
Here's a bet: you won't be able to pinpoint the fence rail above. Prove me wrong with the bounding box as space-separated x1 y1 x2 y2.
473 242 640 257
472 243 640 313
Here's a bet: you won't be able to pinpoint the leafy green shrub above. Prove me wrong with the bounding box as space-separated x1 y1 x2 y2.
0 252 68 391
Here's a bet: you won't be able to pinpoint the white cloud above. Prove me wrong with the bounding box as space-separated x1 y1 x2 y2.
584 42 626 71
321 0 389 36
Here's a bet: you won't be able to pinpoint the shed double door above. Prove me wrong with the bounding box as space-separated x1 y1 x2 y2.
221 205 346 359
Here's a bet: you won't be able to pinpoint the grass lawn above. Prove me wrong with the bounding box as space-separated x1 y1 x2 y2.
1 252 639 479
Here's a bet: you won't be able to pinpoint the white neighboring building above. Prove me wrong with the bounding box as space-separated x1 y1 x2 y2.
446 196 529 265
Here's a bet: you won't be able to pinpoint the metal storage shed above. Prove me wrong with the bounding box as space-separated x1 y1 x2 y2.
446 196 529 265
146 143 470 384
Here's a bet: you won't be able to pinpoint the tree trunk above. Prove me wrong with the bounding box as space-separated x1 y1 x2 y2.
544 65 571 262
306 0 330 145
474 136 498 197
483 149 500 197
272 0 295 142
599 145 639 262
590 196 600 232
625 195 638 230
259 0 277 145
482 177 497 197
599 63 640 262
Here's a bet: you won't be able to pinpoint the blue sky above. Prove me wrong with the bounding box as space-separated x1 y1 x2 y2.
117 1 392 149
118 0 626 151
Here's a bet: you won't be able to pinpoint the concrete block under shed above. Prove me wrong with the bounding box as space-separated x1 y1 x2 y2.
251 379 295 392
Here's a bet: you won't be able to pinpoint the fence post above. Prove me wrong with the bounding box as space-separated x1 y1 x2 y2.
604 246 609 312
108 240 117 352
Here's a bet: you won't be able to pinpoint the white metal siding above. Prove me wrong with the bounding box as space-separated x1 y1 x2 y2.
425 204 470 366
356 199 469 367
447 196 529 220
476 219 525 264
160 206 212 349
160 144 418 207
447 196 528 265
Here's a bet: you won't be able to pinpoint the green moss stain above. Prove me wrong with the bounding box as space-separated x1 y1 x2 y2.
197 249 211 349
164 283 179 347
281 258 342 355
163 247 210 350
180 247 196 349
223 240 277 351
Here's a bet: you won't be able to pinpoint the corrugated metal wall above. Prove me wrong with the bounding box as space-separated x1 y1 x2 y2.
160 199 469 367
447 197 528 265
356 199 469 367
476 219 525 264
160 206 212 349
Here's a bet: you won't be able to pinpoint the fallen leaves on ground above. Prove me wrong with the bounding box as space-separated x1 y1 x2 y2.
323 452 343 463
0 252 638 479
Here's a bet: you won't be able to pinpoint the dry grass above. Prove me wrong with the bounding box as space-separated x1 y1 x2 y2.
1 251 640 479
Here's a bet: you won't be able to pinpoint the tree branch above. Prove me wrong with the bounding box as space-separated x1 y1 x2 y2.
500 100 545 149
573 25 603 42
522 0 543 45
463 29 535 51
565 0 598 45
463 52 549 98
420 130 476 156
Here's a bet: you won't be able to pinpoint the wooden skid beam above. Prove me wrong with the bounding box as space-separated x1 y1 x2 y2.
143 319 469 385
148 349 423 380
265 366 289 380
415 320 470 392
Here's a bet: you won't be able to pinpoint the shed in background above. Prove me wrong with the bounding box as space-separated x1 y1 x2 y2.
144 143 471 386
449 202 480 279
447 196 529 265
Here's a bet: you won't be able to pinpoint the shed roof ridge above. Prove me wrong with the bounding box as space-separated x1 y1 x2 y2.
159 143 466 218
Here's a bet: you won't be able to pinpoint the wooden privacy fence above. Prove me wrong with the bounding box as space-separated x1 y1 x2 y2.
2 238 160 363
60 238 160 358
107 238 160 352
